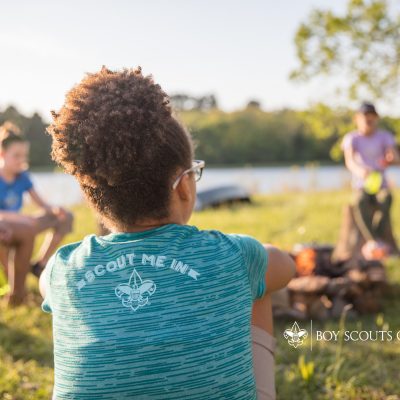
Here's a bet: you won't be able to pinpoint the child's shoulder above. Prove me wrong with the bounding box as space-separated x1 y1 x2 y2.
191 226 259 251
52 228 260 263
342 130 359 142
52 234 97 263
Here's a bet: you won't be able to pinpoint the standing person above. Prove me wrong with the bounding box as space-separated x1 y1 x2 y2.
40 66 296 399
342 102 399 253
0 122 73 305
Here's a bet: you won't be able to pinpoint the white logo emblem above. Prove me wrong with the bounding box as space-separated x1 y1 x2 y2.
115 269 156 311
283 322 308 348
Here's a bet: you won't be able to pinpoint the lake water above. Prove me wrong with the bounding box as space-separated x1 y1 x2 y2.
29 165 400 206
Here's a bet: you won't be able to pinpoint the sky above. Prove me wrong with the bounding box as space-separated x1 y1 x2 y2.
0 0 397 120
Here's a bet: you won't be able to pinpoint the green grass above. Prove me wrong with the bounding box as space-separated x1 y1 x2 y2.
1 190 400 399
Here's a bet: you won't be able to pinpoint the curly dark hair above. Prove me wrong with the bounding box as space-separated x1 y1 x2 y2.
48 66 194 229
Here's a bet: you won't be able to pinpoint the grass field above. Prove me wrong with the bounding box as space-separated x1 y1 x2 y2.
1 190 400 399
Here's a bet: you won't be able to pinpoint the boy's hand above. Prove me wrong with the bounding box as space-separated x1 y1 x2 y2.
361 167 372 179
385 150 395 165
46 206 68 221
378 157 389 169
381 147 400 167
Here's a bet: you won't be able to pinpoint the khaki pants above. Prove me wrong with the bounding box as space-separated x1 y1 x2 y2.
252 325 277 400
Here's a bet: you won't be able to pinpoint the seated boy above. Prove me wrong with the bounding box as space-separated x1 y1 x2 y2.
40 66 295 399
0 122 73 305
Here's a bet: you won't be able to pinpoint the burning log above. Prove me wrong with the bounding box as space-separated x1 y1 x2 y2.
272 243 388 320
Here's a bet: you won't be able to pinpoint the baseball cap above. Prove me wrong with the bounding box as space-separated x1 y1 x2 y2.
358 102 378 115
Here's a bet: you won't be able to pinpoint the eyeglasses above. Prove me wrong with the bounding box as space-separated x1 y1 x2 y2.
172 159 205 190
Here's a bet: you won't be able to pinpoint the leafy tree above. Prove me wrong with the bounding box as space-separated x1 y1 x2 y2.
25 112 52 167
170 94 218 111
298 103 354 160
246 100 262 109
291 0 400 100
1 103 399 167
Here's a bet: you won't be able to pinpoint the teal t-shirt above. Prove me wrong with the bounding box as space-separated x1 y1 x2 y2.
42 223 269 399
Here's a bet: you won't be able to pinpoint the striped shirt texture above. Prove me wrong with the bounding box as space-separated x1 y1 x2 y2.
42 223 269 399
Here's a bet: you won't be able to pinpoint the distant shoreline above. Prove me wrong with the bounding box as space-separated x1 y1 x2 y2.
29 161 342 172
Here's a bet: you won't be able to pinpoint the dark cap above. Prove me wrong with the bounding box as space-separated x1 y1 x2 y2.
358 102 378 115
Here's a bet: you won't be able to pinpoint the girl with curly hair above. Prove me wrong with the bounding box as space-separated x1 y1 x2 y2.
40 66 295 399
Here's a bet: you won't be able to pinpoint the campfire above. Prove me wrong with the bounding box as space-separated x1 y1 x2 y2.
272 244 388 320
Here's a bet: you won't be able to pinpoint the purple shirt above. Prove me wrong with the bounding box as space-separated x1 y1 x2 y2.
342 129 396 189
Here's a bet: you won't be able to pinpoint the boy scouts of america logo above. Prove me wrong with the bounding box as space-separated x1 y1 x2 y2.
115 269 156 311
283 322 308 348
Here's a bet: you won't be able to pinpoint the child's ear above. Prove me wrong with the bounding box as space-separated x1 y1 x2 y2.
176 174 193 202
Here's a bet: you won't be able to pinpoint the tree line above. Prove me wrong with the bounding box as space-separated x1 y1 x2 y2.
179 102 400 165
1 102 399 168
2 1 400 168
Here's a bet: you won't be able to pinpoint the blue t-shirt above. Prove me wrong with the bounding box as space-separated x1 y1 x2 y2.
0 171 33 211
42 223 269 399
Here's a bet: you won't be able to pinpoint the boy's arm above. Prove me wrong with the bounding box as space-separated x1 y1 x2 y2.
28 188 53 212
344 145 370 178
28 188 68 219
264 245 296 293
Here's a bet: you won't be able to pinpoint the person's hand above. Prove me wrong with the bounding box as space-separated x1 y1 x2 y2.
385 150 395 165
361 167 372 179
46 206 67 221
378 157 389 169
361 239 390 260
51 206 68 221
377 149 397 169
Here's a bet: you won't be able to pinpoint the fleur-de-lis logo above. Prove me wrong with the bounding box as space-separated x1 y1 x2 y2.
283 322 308 348
115 269 156 311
